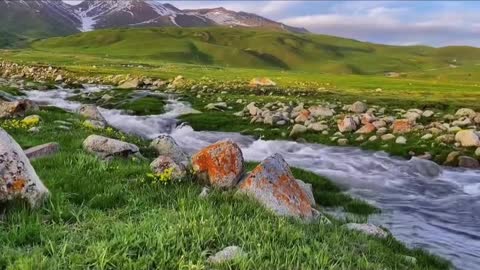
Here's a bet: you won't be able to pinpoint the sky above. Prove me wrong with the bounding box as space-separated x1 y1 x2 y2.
65 1 480 47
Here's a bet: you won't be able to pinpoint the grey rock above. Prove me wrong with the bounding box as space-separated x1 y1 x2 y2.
150 135 189 165
83 135 140 159
150 156 187 180
344 223 388 238
458 156 480 169
0 128 49 207
24 142 60 160
207 246 246 264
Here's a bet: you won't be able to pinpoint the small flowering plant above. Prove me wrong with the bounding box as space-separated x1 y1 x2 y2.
143 167 175 185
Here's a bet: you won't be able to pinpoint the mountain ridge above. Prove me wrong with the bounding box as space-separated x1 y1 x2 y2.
0 0 308 48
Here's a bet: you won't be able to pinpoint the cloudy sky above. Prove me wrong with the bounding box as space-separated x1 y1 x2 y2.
66 1 480 47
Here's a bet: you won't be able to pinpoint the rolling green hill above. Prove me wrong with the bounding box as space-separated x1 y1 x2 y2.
31 27 480 75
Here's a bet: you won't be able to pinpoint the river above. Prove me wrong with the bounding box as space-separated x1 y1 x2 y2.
24 85 480 270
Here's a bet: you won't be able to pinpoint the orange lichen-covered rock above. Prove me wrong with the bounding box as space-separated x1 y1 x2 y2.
191 140 244 188
392 119 413 134
0 128 49 207
238 153 315 220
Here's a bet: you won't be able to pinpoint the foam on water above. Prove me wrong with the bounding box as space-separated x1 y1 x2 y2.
24 87 480 270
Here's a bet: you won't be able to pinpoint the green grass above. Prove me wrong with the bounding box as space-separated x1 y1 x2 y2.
0 107 449 269
29 27 480 76
68 89 167 116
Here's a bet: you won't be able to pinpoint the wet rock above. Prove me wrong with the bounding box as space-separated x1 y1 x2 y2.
150 156 187 180
338 116 357 133
150 135 189 165
455 130 480 147
344 223 388 238
24 142 60 160
392 119 413 134
207 246 246 264
355 123 376 134
191 140 244 188
408 157 442 177
238 153 315 220
78 104 106 123
350 101 368 113
458 156 480 169
290 124 307 137
337 138 348 145
444 151 460 166
0 128 49 207
83 135 140 159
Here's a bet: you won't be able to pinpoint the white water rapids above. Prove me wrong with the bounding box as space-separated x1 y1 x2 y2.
24 86 480 269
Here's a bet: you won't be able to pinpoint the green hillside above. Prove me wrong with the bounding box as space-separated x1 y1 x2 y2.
31 27 480 75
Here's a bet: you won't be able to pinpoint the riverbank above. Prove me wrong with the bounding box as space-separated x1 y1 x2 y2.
0 98 450 269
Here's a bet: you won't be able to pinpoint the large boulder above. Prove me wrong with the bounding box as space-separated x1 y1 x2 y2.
150 135 189 165
455 130 480 147
238 153 315 220
83 135 140 159
78 104 106 123
0 128 49 207
0 100 36 119
191 140 244 188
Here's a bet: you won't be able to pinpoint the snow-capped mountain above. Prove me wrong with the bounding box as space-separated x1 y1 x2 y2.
0 0 308 47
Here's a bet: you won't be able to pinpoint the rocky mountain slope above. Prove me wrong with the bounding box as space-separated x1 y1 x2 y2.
0 0 307 47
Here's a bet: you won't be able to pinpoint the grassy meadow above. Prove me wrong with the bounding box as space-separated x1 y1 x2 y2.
0 105 450 269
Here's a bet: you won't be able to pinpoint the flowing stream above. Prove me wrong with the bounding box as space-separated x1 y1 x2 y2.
24 86 480 270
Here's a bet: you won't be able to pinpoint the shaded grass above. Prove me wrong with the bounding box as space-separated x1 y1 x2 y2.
0 107 449 269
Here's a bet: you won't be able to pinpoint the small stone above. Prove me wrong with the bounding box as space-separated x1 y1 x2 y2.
369 135 378 142
207 246 246 264
350 101 368 113
355 123 376 134
381 134 395 141
199 187 210 198
290 124 307 137
395 136 407 144
455 108 476 118
337 138 348 145
475 147 480 157
344 223 388 238
338 116 357 133
421 134 433 140
422 110 434 118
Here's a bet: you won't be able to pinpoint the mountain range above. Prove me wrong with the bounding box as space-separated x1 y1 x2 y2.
0 0 307 47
